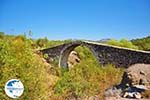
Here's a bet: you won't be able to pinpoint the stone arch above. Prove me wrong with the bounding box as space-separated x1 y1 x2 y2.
58 41 99 68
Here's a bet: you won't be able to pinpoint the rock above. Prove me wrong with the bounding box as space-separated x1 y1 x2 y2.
123 87 142 99
134 85 148 90
67 51 80 68
123 91 141 99
105 64 150 99
134 92 142 99
140 70 146 75
104 86 122 97
121 64 150 89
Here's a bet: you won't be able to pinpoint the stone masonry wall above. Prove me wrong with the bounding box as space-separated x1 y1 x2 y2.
84 42 150 68
40 41 150 68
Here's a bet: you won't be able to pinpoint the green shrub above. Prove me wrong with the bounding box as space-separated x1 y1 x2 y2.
131 36 150 51
54 63 123 99
0 33 125 99
107 39 138 49
0 35 49 99
53 46 124 99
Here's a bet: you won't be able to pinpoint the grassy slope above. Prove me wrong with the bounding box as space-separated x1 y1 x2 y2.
131 36 150 51
2 33 147 99
0 35 52 99
51 46 124 99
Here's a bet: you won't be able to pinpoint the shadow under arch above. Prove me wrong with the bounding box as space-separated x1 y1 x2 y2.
58 41 99 68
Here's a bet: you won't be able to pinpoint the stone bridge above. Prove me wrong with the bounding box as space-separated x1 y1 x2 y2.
40 41 150 68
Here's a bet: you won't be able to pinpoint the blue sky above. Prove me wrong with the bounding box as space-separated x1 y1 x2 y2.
0 0 150 40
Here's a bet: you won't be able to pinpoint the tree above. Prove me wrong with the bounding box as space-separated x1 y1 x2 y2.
36 37 49 47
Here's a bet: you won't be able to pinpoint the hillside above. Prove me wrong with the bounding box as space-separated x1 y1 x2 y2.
0 32 149 99
131 36 150 51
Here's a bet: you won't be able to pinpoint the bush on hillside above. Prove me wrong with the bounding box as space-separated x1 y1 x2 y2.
0 35 49 99
131 36 150 51
106 39 138 49
53 46 123 99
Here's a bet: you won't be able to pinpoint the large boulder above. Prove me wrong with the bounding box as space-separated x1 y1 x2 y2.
121 64 150 88
105 64 150 99
67 51 80 69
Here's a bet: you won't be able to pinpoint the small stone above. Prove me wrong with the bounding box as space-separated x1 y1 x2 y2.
123 92 141 99
123 92 134 98
140 70 146 75
133 92 141 99
104 87 122 97
134 85 147 90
